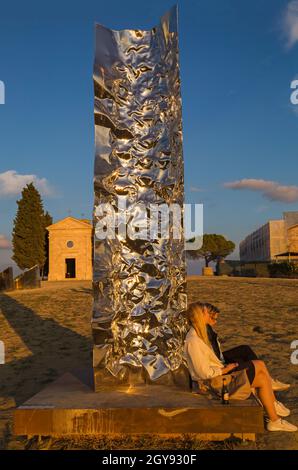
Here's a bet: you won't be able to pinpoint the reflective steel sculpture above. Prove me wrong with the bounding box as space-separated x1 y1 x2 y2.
92 6 187 388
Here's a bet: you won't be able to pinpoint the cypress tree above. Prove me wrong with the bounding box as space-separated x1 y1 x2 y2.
42 210 53 277
12 183 46 270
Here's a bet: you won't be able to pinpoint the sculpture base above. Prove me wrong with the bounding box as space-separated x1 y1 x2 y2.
14 368 263 440
93 364 191 390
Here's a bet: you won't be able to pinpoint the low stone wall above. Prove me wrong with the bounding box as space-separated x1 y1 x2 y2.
14 265 41 290
218 260 298 278
218 261 271 277
0 267 14 291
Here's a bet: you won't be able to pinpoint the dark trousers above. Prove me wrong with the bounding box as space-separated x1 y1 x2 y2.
223 344 258 363
223 345 258 384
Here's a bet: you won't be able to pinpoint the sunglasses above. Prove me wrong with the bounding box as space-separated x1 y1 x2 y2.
208 311 219 319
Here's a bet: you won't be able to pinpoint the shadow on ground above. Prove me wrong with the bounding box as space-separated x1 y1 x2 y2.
0 293 92 405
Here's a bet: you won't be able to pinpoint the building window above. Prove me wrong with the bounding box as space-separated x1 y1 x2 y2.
67 240 74 248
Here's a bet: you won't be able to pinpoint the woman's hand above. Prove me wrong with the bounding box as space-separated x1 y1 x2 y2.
221 363 238 375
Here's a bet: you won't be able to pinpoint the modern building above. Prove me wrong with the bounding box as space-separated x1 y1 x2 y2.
47 217 93 281
240 212 298 262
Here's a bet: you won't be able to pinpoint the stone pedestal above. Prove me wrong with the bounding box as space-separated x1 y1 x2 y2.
14 368 263 439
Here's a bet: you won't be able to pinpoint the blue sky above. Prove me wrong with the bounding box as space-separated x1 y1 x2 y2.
1 0 298 273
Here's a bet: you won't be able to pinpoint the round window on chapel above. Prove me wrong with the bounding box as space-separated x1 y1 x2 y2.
67 241 74 248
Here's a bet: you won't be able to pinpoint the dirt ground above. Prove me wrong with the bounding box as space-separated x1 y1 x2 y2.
0 277 297 450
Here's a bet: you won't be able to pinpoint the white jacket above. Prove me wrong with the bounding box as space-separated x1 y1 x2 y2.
184 327 224 380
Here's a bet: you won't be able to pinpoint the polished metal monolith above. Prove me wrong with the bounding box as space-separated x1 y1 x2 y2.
92 6 187 389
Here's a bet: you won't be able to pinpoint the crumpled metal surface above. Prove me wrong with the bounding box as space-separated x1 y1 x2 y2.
92 6 187 382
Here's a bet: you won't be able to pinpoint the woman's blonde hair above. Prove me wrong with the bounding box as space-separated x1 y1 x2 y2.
187 301 211 347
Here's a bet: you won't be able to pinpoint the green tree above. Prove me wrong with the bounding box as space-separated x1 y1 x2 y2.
187 233 235 267
12 183 47 270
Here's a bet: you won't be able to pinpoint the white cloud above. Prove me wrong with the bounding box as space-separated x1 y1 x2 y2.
283 1 298 48
190 185 203 192
0 234 11 249
224 178 298 203
0 170 54 197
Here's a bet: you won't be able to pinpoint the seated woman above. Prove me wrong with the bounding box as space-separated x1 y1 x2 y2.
184 301 297 432
203 302 290 392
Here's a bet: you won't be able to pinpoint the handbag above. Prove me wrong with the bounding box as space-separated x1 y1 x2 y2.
209 369 252 400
